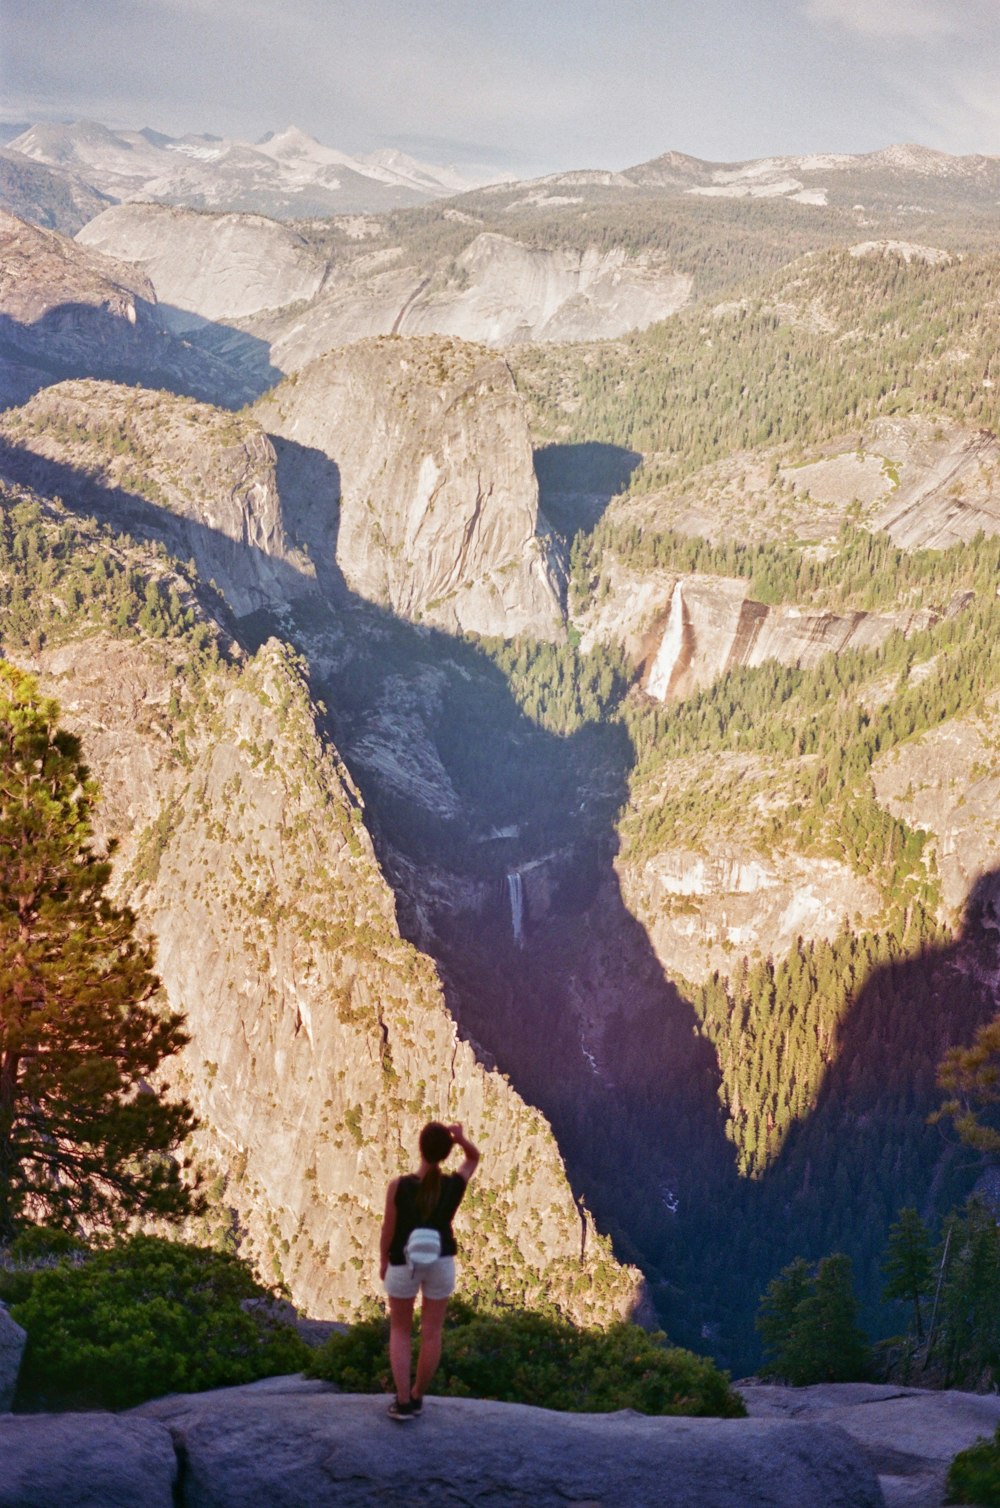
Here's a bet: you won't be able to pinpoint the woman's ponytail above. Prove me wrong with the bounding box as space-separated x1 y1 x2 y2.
417 1121 453 1219
417 1162 441 1220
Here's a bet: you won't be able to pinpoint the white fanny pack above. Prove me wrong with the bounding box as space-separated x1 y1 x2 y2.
404 1226 442 1273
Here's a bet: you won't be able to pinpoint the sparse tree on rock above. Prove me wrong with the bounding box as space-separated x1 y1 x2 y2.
0 663 198 1243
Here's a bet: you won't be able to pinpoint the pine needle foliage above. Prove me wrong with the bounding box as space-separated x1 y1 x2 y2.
882 1208 934 1342
756 1252 872 1384
0 662 198 1241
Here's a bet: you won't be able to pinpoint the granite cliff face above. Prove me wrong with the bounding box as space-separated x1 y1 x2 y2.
873 689 1000 912
642 574 935 702
2 486 637 1323
74 204 693 375
622 842 881 983
0 380 307 618
77 204 328 334
0 212 249 409
269 232 692 366
255 336 564 638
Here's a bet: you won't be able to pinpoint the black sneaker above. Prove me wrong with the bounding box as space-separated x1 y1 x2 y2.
409 1395 423 1416
387 1398 415 1421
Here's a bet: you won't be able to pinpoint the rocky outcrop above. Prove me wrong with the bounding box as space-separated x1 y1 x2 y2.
742 1382 1000 1508
0 380 309 618
625 843 881 983
0 1413 178 1507
8 1374 1000 1508
0 212 250 409
77 204 328 334
0 1305 26 1411
139 1378 882 1508
872 689 1000 912
255 336 564 638
641 574 933 702
0 1377 886 1508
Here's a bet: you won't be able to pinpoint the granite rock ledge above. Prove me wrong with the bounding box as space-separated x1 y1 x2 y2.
1 1375 883 1508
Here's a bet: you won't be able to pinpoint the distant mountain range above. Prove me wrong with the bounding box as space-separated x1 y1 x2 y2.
7 119 1000 234
1 120 498 221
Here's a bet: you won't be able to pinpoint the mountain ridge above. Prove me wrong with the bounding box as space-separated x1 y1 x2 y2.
4 119 494 221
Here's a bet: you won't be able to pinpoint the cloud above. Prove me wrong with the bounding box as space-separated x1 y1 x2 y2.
803 0 977 39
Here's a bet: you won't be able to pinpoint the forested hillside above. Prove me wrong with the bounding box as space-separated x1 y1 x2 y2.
516 247 1000 491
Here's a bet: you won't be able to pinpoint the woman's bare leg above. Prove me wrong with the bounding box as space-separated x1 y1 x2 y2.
388 1296 415 1403
413 1297 449 1400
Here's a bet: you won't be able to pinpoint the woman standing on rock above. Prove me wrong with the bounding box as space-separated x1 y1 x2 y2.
380 1120 480 1420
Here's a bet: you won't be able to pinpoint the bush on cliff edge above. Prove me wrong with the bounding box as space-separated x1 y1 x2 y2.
307 1298 746 1417
947 1424 1000 1507
9 1233 309 1409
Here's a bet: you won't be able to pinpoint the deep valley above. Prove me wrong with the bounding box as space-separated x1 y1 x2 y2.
2 127 1000 1375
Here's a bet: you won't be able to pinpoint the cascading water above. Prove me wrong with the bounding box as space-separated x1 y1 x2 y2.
645 579 685 701
506 870 525 947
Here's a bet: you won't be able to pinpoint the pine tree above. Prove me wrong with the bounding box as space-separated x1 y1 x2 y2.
0 663 199 1242
934 1202 1000 1387
756 1256 812 1379
882 1207 933 1341
936 1016 1000 1155
756 1253 871 1384
785 1253 871 1384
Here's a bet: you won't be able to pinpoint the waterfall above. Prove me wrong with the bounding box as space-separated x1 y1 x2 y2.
646 580 686 701
506 870 525 947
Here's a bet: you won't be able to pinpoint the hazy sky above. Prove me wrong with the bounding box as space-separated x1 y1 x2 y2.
4 0 1000 173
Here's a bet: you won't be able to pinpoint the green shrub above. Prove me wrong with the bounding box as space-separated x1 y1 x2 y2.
0 1225 89 1307
7 1226 88 1264
306 1299 745 1417
947 1424 1000 1506
11 1234 309 1409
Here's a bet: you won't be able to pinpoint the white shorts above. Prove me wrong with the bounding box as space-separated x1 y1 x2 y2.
383 1256 456 1301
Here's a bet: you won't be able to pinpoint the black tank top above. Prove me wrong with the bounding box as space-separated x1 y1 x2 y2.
388 1171 467 1265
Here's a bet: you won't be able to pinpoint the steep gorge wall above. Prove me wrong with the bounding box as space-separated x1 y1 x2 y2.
0 212 244 409
256 335 564 638
19 619 637 1324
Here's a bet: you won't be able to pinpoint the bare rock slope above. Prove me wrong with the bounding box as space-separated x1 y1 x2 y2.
76 204 693 372
0 212 251 408
77 203 328 333
1 1378 884 1508
269 231 693 369
743 1382 1000 1508
256 335 564 638
0 380 307 617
